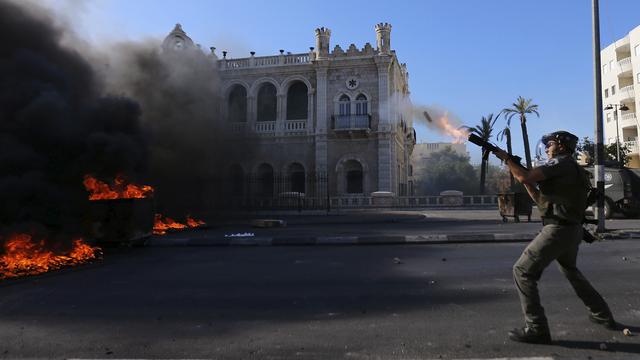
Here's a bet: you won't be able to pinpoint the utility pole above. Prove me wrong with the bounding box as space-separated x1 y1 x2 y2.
593 0 606 232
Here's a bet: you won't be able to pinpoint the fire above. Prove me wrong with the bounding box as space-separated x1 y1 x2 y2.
417 107 469 144
186 215 205 228
0 234 101 279
154 214 206 235
435 111 469 144
83 174 153 200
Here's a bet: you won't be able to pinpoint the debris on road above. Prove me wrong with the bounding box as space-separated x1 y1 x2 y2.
623 328 632 336
393 257 403 264
441 258 447 262
224 232 255 237
622 256 628 261
251 219 286 228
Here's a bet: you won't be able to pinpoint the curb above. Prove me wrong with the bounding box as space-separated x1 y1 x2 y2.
147 233 545 247
146 230 639 247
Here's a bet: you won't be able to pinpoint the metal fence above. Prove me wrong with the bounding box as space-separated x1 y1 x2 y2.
222 171 329 211
220 171 498 211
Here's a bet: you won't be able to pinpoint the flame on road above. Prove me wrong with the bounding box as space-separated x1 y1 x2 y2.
154 214 206 235
0 234 101 279
83 174 153 200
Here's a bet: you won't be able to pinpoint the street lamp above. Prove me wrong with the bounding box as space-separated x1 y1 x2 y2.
604 103 630 162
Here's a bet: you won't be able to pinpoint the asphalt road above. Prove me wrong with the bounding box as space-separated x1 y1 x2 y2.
1 240 639 359
174 209 640 241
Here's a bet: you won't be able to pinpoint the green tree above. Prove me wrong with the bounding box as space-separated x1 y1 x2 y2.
575 137 630 166
496 121 515 189
414 147 478 195
503 96 539 169
482 163 512 194
463 113 498 194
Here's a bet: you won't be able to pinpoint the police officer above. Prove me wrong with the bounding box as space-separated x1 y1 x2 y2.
493 130 616 344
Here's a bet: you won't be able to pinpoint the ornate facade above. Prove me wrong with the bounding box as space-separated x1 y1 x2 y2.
163 23 415 198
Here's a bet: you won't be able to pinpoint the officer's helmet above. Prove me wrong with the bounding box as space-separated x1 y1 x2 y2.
541 131 579 154
534 130 579 165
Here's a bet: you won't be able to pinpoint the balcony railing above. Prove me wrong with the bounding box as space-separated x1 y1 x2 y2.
219 53 311 70
255 121 276 134
333 114 371 130
620 85 635 101
618 57 632 74
620 112 637 127
284 119 307 133
229 122 246 134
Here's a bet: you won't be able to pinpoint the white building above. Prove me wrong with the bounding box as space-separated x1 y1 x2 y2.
601 24 640 168
163 23 416 199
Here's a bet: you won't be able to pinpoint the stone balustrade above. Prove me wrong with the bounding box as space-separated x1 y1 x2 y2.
284 119 307 133
230 122 246 134
219 53 310 70
255 121 276 133
329 195 498 208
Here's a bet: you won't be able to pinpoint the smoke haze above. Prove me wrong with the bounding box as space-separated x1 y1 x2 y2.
0 0 249 247
99 41 250 217
0 0 148 244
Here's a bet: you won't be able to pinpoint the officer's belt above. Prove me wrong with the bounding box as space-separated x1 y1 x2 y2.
541 217 578 226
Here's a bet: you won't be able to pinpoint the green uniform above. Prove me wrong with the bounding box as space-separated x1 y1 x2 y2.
513 154 612 332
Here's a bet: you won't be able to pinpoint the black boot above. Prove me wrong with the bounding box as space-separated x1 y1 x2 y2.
508 327 552 344
589 313 618 330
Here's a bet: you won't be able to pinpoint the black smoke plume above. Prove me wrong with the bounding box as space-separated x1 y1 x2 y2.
0 0 254 248
0 0 148 245
98 41 250 219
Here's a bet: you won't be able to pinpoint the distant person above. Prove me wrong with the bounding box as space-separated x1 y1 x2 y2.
492 130 615 344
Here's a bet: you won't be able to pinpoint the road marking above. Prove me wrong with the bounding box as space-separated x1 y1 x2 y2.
406 234 448 242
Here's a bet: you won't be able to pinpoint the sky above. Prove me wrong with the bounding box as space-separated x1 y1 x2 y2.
40 0 640 165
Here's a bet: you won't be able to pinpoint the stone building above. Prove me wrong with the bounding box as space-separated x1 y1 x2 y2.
163 23 415 199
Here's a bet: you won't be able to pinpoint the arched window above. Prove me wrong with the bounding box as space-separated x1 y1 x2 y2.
229 164 245 196
286 82 308 120
355 94 368 115
257 83 277 122
257 163 274 196
339 94 351 116
287 163 305 194
344 160 363 194
227 85 247 122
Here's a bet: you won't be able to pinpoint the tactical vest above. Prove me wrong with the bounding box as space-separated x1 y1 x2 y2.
536 155 589 224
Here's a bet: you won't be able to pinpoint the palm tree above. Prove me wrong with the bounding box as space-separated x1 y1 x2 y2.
502 96 539 169
496 119 515 189
463 113 498 194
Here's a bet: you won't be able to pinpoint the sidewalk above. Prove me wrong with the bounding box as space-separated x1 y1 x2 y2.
146 209 640 247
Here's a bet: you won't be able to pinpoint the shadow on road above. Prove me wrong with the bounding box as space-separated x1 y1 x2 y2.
555 338 640 354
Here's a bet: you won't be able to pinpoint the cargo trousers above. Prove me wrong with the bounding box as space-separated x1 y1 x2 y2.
513 223 612 331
